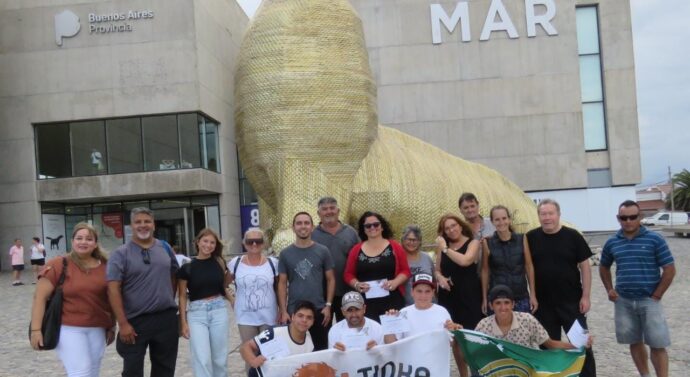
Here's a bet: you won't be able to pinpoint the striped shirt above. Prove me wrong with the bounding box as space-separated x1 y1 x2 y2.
601 226 674 299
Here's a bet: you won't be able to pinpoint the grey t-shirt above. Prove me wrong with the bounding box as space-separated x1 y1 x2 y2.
106 239 179 319
311 223 360 296
404 252 436 306
278 242 334 313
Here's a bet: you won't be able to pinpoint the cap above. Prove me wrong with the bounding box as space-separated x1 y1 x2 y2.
412 273 436 289
489 284 514 302
341 291 365 310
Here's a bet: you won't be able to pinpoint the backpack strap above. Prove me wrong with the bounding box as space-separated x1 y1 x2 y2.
233 255 242 276
161 240 178 273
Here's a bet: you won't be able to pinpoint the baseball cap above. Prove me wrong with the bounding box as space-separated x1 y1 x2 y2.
412 273 436 289
342 291 365 310
489 284 514 302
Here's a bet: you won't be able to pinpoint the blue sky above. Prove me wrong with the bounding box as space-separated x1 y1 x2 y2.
236 0 690 186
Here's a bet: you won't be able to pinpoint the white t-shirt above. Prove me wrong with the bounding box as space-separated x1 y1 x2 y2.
175 254 191 267
398 303 451 339
328 317 385 350
255 325 313 357
31 244 46 260
229 256 279 326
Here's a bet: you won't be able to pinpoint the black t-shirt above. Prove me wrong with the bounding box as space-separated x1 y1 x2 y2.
526 226 592 304
176 257 225 301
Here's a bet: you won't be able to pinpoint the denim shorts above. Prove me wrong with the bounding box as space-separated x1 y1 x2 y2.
614 296 670 348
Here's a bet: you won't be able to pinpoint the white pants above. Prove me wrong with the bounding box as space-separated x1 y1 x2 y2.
55 325 106 377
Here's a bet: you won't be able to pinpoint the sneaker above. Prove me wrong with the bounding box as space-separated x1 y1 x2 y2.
11 282 19 286
16 282 24 286
32 281 37 285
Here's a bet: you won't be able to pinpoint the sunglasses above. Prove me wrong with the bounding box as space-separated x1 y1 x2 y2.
617 214 639 222
141 249 151 265
363 222 381 229
245 238 264 245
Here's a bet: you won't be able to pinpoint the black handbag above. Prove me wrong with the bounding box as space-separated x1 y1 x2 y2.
29 256 68 350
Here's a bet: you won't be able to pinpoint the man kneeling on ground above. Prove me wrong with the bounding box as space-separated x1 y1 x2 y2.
328 291 384 351
475 285 592 350
241 300 316 377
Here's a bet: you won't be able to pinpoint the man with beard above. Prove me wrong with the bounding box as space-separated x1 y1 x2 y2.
107 207 179 377
328 291 384 351
278 212 336 351
311 197 360 321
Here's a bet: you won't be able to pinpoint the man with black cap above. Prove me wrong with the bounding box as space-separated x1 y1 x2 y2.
328 291 384 351
475 285 589 350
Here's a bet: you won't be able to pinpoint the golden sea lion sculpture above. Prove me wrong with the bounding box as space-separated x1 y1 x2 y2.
235 0 540 250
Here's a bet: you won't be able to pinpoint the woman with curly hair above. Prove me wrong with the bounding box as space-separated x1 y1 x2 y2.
344 211 411 319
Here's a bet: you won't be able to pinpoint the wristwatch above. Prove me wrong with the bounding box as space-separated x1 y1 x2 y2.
325 302 332 307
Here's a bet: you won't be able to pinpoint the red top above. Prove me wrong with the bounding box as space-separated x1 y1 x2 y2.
343 240 411 296
39 257 114 329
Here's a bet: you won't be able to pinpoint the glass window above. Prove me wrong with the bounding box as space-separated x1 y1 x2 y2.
41 202 65 214
582 103 607 150
36 123 72 179
576 7 599 55
201 117 220 172
124 201 150 213
151 197 191 209
189 196 220 206
71 120 107 176
142 115 179 171
587 169 611 188
579 55 603 103
65 204 91 215
107 118 143 174
179 113 201 169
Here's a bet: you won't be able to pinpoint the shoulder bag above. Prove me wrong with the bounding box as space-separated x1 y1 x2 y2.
29 256 68 350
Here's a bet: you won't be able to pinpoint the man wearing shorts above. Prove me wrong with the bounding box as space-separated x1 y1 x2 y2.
600 200 675 377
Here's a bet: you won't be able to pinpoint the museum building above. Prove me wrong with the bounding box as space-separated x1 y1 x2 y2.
0 0 640 268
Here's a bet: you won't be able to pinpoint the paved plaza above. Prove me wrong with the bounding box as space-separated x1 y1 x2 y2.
0 232 687 376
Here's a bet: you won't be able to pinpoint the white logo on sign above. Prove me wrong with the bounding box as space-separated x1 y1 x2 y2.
55 10 81 46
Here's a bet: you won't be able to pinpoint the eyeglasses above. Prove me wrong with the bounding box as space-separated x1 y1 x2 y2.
403 238 420 243
363 222 381 230
141 249 151 265
245 238 264 245
617 214 639 222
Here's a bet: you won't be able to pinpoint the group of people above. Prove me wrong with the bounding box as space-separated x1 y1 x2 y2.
25 194 675 377
8 236 47 285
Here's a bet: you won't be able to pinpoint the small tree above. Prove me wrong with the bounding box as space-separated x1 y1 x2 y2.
666 169 690 211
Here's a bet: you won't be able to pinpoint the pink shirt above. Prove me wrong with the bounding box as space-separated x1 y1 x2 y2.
9 245 24 265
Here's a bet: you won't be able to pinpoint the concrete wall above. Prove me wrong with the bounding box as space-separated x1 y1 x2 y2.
0 0 248 269
350 0 640 190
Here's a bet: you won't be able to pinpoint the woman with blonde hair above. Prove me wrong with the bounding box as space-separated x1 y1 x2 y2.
30 222 115 377
228 227 280 372
177 228 232 377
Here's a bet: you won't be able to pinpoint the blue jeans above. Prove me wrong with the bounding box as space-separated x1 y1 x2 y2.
187 296 229 377
615 296 670 348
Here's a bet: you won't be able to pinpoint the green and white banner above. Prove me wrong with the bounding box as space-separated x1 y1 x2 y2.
453 329 585 377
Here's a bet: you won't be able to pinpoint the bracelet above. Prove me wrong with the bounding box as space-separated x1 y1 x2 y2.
31 329 41 332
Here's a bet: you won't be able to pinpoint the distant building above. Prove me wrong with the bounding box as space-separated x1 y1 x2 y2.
637 183 672 216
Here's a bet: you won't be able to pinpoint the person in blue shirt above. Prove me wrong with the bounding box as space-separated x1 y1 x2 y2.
600 200 676 377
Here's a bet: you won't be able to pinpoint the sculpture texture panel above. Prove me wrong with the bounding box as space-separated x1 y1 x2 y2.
235 0 540 250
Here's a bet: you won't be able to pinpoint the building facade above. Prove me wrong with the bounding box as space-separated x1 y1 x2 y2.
0 0 249 267
0 0 640 269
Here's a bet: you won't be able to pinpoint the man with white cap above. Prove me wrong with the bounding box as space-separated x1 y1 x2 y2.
328 291 384 351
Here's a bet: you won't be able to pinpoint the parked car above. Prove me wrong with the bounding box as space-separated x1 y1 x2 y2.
641 212 689 226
